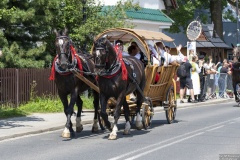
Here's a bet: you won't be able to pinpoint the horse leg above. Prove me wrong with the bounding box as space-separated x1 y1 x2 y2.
92 90 99 133
100 94 112 131
233 81 239 102
122 97 131 135
135 91 143 130
75 95 83 133
63 91 77 138
59 93 72 138
108 93 125 140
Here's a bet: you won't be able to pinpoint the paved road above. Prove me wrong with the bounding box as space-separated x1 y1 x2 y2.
0 100 239 160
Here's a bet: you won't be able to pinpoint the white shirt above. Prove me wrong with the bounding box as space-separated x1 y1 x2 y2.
134 52 141 60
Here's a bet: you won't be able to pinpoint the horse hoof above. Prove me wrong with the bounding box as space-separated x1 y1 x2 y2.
92 126 99 133
62 132 71 138
76 126 83 132
135 123 143 130
108 134 117 140
123 130 131 135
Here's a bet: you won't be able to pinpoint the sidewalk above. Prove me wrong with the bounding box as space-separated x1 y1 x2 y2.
0 98 232 141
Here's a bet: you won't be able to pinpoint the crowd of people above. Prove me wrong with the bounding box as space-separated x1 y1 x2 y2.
115 40 233 103
178 53 233 103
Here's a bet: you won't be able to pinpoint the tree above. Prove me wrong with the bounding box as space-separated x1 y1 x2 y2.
165 0 233 40
0 0 61 68
0 0 139 68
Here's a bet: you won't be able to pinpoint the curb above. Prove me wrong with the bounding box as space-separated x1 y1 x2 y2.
176 99 231 108
0 98 232 141
0 120 94 141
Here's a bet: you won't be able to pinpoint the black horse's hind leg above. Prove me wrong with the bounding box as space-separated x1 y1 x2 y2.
75 95 83 132
233 82 239 102
92 90 100 132
100 94 111 130
122 98 130 122
122 97 131 135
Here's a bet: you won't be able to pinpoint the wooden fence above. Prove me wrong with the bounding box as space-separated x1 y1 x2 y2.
0 68 58 107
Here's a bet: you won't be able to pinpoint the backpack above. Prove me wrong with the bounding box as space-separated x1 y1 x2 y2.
177 63 187 78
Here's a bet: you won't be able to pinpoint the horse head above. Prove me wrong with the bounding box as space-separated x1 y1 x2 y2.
54 28 72 70
93 37 117 73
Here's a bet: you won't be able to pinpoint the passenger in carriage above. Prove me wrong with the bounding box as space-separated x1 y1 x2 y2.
154 42 185 66
148 44 162 66
127 45 141 59
154 42 165 65
130 41 148 67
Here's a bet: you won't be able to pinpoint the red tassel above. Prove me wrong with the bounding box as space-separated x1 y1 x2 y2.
49 56 58 80
70 45 83 75
114 45 128 80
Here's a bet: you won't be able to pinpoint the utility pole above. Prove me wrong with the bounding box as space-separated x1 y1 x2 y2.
237 0 239 44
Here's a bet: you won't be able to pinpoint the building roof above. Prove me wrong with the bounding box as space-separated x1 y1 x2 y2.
223 22 238 47
125 8 174 23
163 23 230 49
198 25 230 48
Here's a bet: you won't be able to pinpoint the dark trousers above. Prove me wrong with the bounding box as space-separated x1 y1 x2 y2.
198 75 205 100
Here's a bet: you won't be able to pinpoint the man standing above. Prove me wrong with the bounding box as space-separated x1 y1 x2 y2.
198 55 206 102
179 56 198 103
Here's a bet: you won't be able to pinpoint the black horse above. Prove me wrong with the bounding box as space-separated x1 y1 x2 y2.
92 37 146 140
50 28 100 138
231 45 240 102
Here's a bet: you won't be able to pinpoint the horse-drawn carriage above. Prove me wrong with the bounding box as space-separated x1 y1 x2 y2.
52 28 179 139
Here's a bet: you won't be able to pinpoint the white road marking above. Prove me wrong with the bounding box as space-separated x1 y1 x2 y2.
206 125 225 132
108 116 240 160
125 132 204 160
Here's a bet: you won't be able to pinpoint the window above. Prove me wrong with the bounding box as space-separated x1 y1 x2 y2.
227 50 233 60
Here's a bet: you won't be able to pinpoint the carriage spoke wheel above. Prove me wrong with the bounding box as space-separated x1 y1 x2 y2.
165 87 177 124
142 97 154 130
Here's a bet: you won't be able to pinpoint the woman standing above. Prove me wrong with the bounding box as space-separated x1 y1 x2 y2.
187 55 201 102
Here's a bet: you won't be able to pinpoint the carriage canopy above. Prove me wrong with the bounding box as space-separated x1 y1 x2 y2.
93 28 174 59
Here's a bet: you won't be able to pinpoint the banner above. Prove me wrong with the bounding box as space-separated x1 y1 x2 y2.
187 41 197 62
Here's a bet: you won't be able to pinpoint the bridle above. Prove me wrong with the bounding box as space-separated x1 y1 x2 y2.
94 46 109 68
94 41 120 77
56 36 71 60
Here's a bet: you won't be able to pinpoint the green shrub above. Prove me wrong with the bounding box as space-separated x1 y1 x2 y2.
0 95 94 119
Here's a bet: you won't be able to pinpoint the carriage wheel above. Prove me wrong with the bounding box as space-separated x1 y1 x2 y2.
165 87 177 124
142 97 154 130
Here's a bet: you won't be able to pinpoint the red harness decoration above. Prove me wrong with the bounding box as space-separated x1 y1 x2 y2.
70 45 83 75
49 45 83 81
114 45 128 80
49 56 58 80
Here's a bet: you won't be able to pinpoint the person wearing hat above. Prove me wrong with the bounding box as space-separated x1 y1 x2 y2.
197 54 206 102
179 56 198 103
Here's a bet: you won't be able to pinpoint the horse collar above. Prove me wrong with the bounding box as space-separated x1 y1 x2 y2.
99 62 121 78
